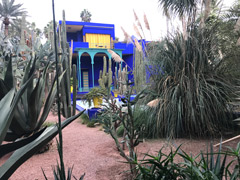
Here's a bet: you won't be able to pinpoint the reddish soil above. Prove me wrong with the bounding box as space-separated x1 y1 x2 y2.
1 112 240 180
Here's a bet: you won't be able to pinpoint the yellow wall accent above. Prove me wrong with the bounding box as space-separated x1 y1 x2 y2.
86 33 111 48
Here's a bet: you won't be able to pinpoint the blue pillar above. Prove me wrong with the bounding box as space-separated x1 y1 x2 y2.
89 53 95 88
78 51 82 92
91 61 94 88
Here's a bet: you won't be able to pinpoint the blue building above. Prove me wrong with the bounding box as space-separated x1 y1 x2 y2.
59 20 136 92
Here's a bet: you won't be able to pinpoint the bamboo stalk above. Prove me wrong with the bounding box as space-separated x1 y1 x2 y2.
214 135 240 147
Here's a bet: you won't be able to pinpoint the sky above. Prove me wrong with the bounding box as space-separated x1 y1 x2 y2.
15 0 236 41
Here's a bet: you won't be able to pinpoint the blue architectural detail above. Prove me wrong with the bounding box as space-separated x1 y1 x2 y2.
59 20 147 92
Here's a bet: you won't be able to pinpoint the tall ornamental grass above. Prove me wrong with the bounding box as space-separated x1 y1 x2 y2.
145 24 238 138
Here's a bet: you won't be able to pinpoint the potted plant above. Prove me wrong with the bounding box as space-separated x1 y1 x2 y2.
82 87 107 107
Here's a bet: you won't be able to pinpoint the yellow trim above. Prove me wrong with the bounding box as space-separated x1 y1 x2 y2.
86 33 111 49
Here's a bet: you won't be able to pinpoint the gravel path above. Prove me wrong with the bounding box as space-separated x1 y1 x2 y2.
1 112 237 180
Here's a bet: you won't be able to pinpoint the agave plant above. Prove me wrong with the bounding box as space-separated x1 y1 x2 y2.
0 52 59 141
0 53 85 179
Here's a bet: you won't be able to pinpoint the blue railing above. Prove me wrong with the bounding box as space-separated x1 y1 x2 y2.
69 41 134 54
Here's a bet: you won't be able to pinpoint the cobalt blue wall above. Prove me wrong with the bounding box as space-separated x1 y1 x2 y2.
123 55 134 81
77 31 83 41
67 32 78 42
60 21 115 41
115 43 134 54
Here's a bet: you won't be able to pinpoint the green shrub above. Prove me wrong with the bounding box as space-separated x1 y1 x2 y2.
80 113 90 124
87 121 95 128
116 124 124 137
132 142 240 180
145 26 238 138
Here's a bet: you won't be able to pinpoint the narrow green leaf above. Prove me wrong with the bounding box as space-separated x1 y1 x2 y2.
0 110 85 180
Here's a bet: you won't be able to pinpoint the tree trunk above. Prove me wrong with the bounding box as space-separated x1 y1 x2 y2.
3 17 10 36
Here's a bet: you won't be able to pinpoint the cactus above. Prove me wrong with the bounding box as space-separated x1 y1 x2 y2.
108 57 112 88
98 56 113 90
72 64 77 115
59 10 72 118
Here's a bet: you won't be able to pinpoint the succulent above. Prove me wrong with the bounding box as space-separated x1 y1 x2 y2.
98 56 112 89
81 87 107 107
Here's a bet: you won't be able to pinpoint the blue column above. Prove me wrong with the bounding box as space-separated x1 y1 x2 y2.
78 51 82 92
89 53 95 88
91 61 94 88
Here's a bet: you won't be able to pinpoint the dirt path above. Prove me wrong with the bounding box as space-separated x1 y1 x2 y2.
1 112 239 180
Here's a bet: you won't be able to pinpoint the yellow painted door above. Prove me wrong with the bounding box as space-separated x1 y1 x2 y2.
86 34 111 48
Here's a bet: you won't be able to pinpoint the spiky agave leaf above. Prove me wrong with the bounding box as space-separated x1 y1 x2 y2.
0 110 85 180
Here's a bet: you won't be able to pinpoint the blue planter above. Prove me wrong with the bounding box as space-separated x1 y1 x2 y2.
88 108 101 120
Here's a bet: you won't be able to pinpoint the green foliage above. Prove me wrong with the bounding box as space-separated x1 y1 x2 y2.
132 142 240 180
59 10 72 118
0 55 65 141
81 87 107 107
116 124 124 137
0 69 85 179
133 40 146 93
80 9 92 22
0 0 27 36
72 64 77 115
98 56 112 89
42 121 55 127
80 113 90 124
146 21 238 138
97 79 146 176
131 105 156 138
87 121 96 128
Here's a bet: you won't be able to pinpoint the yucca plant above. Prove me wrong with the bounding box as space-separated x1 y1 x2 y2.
145 20 238 138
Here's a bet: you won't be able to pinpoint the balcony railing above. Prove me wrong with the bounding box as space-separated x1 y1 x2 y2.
88 43 113 49
70 41 134 54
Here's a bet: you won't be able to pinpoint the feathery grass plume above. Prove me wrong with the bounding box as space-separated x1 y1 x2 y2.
144 13 150 30
108 49 133 71
144 13 153 41
133 9 145 39
134 38 142 52
107 49 123 63
121 26 133 44
133 9 142 28
133 23 142 39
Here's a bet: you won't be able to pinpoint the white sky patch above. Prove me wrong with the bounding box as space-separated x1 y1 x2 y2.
15 0 236 41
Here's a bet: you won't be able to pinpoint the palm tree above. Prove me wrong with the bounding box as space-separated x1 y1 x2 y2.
158 0 197 18
80 9 92 22
0 0 26 36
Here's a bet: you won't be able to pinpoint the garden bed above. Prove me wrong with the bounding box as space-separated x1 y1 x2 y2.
1 112 239 180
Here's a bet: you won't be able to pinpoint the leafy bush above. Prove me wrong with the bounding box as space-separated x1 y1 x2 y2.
132 142 240 180
81 87 107 106
80 113 90 124
97 80 146 176
145 25 238 138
